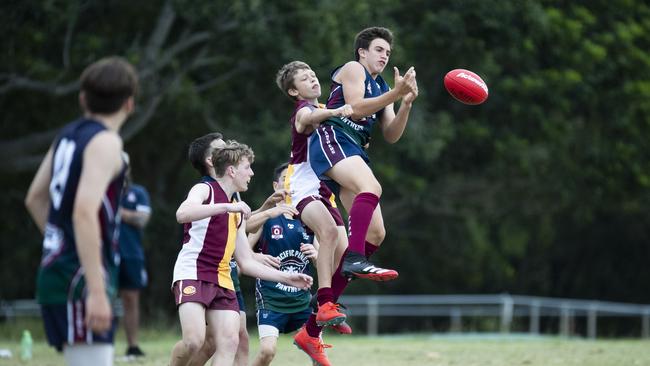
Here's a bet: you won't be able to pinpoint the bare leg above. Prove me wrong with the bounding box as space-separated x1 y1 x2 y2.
300 201 344 290
234 311 249 366
207 310 240 366
252 336 278 366
187 325 215 366
170 303 207 366
120 289 140 348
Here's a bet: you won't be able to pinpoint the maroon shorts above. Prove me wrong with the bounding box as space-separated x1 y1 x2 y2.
296 195 345 231
172 280 238 312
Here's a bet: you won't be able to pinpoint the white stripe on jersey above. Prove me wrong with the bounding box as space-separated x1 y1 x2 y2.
172 183 213 284
287 161 321 208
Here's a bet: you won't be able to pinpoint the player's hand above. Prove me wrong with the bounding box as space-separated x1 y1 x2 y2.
333 104 353 118
230 201 252 219
300 243 318 260
260 189 289 211
394 66 416 97
267 204 299 219
284 273 313 290
402 78 419 106
253 252 280 269
85 290 112 333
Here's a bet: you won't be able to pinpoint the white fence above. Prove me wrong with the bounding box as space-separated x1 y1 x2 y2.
4 294 650 339
338 294 650 338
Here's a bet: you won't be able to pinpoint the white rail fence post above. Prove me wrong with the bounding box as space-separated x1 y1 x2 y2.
500 294 513 333
529 299 540 335
587 303 598 339
367 296 379 336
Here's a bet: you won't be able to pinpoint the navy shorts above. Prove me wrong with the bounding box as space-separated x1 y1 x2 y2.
309 125 370 179
41 303 116 352
256 308 311 334
119 258 148 289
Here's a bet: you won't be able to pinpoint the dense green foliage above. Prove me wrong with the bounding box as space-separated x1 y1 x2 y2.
2 0 650 320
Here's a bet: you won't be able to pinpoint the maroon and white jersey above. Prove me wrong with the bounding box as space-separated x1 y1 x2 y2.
172 180 241 290
286 100 336 208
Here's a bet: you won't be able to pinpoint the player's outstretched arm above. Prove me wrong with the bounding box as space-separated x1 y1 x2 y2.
253 189 289 214
380 69 419 143
294 104 353 134
246 226 281 269
25 147 54 234
176 185 250 223
235 225 312 290
340 62 414 120
73 131 123 332
247 203 298 234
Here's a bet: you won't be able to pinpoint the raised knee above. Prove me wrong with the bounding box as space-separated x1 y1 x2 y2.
318 225 339 246
372 183 382 197
368 224 386 245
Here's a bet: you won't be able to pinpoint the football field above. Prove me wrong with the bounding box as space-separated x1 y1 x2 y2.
2 329 650 365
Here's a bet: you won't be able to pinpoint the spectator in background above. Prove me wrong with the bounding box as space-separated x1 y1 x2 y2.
119 153 151 359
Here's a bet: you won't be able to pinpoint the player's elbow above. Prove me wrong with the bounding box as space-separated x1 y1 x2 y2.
175 209 188 224
237 260 253 276
383 131 402 144
24 193 36 213
24 188 45 213
385 136 400 144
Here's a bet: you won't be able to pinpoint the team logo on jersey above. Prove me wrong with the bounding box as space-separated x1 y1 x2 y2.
183 286 197 295
277 250 308 274
367 83 372 94
271 225 283 240
287 223 294 229
302 232 310 242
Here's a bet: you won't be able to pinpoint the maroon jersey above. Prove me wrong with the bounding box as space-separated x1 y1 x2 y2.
172 180 241 290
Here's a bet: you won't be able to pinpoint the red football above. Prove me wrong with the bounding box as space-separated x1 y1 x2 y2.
444 69 489 105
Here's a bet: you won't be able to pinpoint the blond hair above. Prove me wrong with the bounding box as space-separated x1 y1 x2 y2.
212 140 255 177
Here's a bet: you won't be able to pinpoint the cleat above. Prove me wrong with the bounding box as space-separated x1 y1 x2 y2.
341 251 399 281
125 346 145 357
316 302 346 327
331 321 352 334
293 326 332 366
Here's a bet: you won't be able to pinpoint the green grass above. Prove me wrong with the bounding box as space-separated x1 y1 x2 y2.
1 321 650 365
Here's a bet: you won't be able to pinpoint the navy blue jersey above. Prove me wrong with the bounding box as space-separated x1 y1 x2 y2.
255 215 313 313
37 118 126 304
324 62 390 146
118 184 150 259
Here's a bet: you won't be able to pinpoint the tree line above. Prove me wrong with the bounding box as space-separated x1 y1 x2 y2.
1 0 649 320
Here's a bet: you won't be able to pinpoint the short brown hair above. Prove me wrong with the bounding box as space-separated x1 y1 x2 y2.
80 56 138 114
212 140 255 177
188 132 224 176
354 27 393 61
275 61 311 100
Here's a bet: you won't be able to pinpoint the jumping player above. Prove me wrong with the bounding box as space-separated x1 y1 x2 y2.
169 140 312 366
24 57 138 366
275 61 362 366
309 27 418 279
